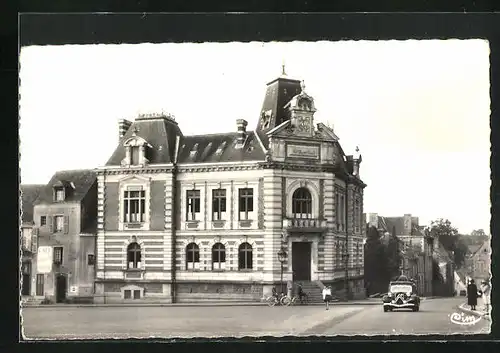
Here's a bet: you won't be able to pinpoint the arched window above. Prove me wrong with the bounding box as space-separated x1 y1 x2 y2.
127 242 142 269
212 243 226 270
292 187 312 219
238 242 253 270
186 242 200 270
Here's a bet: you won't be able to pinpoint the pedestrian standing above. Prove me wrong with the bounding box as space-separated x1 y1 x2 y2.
322 285 332 310
467 279 478 311
481 280 491 315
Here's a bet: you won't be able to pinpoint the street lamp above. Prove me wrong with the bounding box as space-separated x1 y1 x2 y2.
277 247 287 295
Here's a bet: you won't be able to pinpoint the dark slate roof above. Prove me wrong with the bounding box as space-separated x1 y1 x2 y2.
35 169 97 204
106 116 183 166
467 244 483 256
20 184 45 224
378 216 421 236
255 76 302 148
177 131 266 163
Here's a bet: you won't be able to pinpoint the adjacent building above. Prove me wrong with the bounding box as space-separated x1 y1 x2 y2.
465 240 491 284
20 184 45 298
366 213 434 296
95 72 367 303
31 170 97 303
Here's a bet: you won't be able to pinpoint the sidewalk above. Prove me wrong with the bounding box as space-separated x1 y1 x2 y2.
457 296 491 321
22 298 381 308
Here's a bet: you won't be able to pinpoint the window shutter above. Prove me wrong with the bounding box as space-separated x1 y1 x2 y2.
48 216 53 234
32 231 38 253
63 216 69 234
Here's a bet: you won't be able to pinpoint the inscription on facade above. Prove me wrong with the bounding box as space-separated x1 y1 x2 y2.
286 144 320 159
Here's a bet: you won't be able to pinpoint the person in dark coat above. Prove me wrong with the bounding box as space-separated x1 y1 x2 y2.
467 279 478 310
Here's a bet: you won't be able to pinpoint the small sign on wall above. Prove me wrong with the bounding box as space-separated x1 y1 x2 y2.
70 286 78 294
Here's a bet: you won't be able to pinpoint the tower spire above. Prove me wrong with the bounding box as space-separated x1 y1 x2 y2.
281 59 287 76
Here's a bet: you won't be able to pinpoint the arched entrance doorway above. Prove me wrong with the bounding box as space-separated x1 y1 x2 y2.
55 274 67 303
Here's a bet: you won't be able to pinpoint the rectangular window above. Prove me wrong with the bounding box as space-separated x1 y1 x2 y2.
53 247 63 265
54 215 64 232
131 146 140 165
186 190 201 221
133 290 141 299
40 216 47 226
124 290 131 299
123 190 146 223
212 189 227 220
87 254 95 266
36 274 44 296
238 188 254 220
55 188 65 201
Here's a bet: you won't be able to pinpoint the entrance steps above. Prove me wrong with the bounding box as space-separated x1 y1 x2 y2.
297 281 325 303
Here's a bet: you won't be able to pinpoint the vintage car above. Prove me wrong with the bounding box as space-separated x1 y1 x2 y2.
382 278 420 312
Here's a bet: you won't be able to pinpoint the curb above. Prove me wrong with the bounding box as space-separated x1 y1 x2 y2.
457 303 490 321
22 300 380 309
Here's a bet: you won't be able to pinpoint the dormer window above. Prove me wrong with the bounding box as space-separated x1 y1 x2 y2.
54 187 65 202
121 130 152 167
189 143 199 158
215 141 227 155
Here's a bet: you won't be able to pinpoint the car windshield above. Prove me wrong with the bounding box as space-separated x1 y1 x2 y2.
390 284 412 293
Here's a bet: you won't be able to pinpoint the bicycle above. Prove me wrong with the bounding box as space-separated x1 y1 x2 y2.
282 294 309 306
265 294 288 307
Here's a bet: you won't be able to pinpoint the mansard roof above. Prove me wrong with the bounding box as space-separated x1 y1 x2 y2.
177 131 266 164
255 76 302 149
20 184 45 224
35 169 97 204
106 115 182 166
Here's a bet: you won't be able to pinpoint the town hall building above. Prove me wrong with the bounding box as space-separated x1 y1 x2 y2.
94 71 367 303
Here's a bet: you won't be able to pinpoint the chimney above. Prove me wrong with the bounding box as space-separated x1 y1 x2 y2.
368 213 378 228
118 119 132 142
235 119 248 148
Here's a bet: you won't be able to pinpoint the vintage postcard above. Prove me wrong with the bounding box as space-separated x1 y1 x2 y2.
19 39 491 339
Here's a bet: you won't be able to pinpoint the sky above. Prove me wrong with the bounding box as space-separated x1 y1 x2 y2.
19 40 491 234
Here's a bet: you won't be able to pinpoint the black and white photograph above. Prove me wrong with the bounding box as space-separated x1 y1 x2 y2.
19 39 491 339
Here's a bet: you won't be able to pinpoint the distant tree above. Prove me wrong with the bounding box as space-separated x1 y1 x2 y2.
364 226 389 294
471 229 486 237
428 219 467 269
385 233 403 280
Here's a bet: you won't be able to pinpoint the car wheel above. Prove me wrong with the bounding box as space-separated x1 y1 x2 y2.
383 306 388 312
413 306 419 312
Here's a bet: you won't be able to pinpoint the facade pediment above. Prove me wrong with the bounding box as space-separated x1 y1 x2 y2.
123 135 152 148
118 175 151 184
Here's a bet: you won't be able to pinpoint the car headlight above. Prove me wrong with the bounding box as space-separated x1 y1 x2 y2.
406 292 412 297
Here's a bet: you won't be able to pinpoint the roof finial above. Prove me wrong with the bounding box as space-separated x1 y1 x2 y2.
282 59 287 76
300 80 306 93
132 126 139 136
355 145 359 153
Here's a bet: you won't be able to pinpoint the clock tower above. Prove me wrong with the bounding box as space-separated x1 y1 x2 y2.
285 80 317 138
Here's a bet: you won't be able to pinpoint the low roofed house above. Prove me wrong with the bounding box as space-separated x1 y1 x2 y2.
31 169 97 303
20 184 45 298
465 241 491 284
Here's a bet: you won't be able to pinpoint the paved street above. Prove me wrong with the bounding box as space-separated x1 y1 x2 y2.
21 298 489 339
320 297 490 336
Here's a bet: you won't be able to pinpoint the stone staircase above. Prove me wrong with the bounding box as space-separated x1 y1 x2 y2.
298 281 326 303
21 296 43 306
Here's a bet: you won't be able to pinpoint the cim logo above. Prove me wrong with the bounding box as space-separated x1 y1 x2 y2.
450 312 482 326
